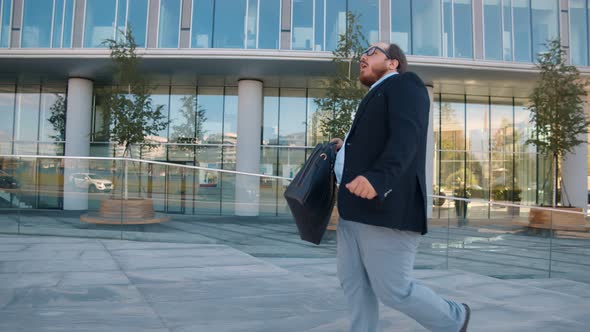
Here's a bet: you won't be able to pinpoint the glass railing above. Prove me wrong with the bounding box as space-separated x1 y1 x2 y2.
424 195 590 283
1 154 589 284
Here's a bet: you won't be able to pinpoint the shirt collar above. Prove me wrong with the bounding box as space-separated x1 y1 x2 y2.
370 71 398 90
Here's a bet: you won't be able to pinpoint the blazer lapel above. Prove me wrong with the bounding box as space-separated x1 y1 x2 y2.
348 86 380 135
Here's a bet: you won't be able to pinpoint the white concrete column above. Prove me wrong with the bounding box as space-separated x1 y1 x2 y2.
425 85 435 218
235 79 263 216
63 78 93 210
561 91 589 211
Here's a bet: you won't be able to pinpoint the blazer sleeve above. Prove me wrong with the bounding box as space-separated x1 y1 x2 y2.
362 74 429 202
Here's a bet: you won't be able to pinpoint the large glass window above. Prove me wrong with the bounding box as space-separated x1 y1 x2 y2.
84 0 117 48
158 0 181 48
0 86 15 154
292 0 313 50
20 0 75 48
570 0 588 66
213 0 246 48
454 0 472 58
513 0 531 62
484 0 503 60
278 89 307 146
126 0 149 47
502 0 512 61
412 0 442 56
531 0 559 58
258 0 281 49
197 87 224 144
191 0 214 48
325 0 346 51
391 0 411 52
443 0 452 57
349 0 379 44
0 0 11 48
22 0 53 47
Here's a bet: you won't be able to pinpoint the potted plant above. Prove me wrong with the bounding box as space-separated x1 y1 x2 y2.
526 39 589 227
81 27 169 224
453 183 471 226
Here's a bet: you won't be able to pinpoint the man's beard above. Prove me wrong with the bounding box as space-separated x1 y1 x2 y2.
359 66 388 87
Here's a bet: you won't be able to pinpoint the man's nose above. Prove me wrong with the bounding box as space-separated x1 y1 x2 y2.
360 54 367 62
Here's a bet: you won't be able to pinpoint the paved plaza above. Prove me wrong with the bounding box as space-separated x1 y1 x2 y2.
1 212 590 331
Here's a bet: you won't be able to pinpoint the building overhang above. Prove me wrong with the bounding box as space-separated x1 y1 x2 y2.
0 49 588 97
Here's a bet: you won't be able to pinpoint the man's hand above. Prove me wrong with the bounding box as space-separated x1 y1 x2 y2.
345 176 377 199
330 138 343 151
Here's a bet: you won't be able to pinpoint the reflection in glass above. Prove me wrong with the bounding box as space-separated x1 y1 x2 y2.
307 89 328 146
84 0 117 48
490 98 514 218
412 0 441 56
279 89 307 146
325 0 346 51
531 0 558 59
223 87 238 145
15 86 41 145
443 0 452 57
260 146 279 216
150 87 171 143
465 97 489 219
168 87 199 162
454 0 472 58
263 88 279 145
391 0 411 52
349 0 379 44
0 0 11 47
40 87 67 142
197 87 224 144
126 0 149 47
513 0 531 62
158 0 181 48
0 86 15 154
502 0 512 61
22 0 53 47
247 0 258 48
484 0 502 60
213 0 246 48
314 0 325 51
292 0 313 50
191 0 214 48
51 0 64 48
258 0 281 49
569 0 588 66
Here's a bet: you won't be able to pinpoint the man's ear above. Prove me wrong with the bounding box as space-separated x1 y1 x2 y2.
389 59 399 71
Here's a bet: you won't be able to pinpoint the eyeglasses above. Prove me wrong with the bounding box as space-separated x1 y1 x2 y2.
362 46 392 59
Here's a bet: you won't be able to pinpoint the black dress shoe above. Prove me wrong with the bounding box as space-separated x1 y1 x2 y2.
459 303 471 332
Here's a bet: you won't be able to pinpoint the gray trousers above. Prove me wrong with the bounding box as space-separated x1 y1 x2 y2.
337 218 466 332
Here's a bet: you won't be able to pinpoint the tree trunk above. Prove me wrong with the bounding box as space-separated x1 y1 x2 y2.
552 155 559 208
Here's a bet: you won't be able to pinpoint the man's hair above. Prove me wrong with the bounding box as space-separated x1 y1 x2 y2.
386 43 408 74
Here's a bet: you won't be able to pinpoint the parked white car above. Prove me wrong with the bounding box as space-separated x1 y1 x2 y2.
69 173 113 193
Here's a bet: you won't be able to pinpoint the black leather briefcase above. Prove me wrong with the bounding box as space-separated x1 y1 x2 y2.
284 142 337 245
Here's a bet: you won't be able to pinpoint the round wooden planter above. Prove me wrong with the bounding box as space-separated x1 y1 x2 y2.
528 206 587 231
81 198 170 224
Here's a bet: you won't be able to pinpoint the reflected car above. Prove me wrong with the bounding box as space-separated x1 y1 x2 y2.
69 173 114 193
0 170 19 189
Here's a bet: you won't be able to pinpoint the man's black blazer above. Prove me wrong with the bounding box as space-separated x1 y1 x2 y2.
338 72 429 234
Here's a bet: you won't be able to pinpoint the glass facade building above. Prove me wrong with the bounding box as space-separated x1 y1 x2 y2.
0 0 588 216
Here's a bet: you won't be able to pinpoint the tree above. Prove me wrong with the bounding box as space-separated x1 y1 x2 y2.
314 12 368 139
48 94 67 142
101 28 169 199
100 27 168 158
526 39 589 207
